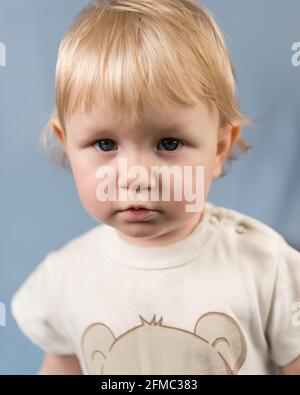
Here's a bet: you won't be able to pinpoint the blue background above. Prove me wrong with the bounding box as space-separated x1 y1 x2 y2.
0 0 299 374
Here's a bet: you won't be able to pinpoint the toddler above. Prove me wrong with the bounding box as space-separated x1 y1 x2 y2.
11 0 300 375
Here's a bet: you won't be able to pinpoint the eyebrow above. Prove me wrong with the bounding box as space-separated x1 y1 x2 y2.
152 123 186 133
85 123 188 136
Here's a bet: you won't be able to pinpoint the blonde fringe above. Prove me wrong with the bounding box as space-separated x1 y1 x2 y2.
41 0 254 177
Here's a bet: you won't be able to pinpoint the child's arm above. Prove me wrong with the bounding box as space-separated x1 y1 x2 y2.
38 353 83 375
278 355 300 375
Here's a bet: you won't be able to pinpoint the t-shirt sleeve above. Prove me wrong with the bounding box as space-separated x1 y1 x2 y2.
266 236 300 367
11 252 74 355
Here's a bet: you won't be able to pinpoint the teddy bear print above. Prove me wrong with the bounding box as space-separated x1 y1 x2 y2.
81 312 247 375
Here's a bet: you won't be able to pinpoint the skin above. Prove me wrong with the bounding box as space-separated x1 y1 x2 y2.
52 94 238 247
41 94 300 374
39 354 82 375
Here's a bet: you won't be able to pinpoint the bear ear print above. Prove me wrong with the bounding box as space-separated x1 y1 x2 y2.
81 323 116 375
194 312 247 374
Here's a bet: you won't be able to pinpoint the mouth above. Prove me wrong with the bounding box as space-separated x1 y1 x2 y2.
120 205 159 211
117 206 160 221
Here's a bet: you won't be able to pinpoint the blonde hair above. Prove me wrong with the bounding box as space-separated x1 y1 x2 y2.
41 0 253 177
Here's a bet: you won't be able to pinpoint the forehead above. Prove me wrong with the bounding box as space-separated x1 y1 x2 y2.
66 93 219 134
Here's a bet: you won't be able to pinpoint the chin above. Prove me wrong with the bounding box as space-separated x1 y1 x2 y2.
118 223 162 238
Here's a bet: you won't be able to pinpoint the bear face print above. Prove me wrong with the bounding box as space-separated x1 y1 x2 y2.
81 312 247 375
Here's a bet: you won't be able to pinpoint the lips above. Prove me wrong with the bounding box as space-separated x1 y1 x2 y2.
121 205 157 211
118 207 159 221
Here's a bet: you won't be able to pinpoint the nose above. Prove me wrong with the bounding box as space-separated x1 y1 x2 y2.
117 151 157 192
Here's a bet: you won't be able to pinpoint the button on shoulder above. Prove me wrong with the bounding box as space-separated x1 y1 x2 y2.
235 223 248 234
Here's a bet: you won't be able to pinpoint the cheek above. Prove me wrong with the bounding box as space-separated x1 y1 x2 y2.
197 143 218 195
181 146 217 201
68 154 108 217
160 168 210 215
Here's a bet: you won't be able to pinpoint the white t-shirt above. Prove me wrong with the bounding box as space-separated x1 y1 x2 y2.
11 201 300 375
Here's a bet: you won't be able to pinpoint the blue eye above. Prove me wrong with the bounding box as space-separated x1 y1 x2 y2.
93 137 183 152
94 139 117 152
157 138 183 151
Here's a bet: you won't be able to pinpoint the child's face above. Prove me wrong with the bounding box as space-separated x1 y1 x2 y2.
52 94 239 246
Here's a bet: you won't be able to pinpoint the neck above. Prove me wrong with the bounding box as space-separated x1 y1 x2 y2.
116 210 205 247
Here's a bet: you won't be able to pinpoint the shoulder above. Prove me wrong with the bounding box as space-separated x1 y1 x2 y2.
51 224 105 259
206 201 284 241
24 224 106 285
205 201 287 262
11 224 107 312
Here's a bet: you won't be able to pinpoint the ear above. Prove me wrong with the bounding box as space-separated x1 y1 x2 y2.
213 123 241 179
194 312 247 374
81 323 116 375
51 117 67 154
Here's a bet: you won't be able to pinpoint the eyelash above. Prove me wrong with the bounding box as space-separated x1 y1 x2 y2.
92 138 185 153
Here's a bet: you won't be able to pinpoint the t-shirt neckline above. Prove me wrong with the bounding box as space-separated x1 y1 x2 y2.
102 201 218 270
